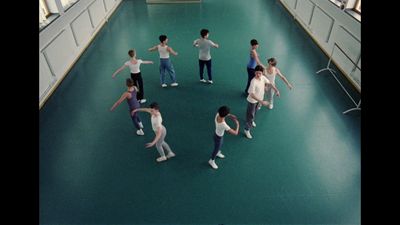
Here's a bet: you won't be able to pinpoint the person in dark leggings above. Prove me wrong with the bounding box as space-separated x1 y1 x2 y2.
110 78 145 136
244 39 266 95
112 49 153 104
208 106 239 170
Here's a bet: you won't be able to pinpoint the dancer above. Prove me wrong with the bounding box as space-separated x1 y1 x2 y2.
193 28 219 84
131 102 176 162
110 78 144 136
112 49 153 103
208 106 239 170
244 39 266 95
262 57 293 109
244 65 280 139
148 35 179 87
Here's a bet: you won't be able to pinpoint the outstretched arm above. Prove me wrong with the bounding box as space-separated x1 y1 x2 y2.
141 60 154 64
276 68 293 90
227 115 239 135
148 45 158 52
112 64 127 79
110 92 129 111
131 107 153 116
167 47 178 56
145 126 163 148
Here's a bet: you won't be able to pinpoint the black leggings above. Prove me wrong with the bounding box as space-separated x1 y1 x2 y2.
130 72 144 100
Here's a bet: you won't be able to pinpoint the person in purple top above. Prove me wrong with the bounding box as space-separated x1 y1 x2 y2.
110 78 145 136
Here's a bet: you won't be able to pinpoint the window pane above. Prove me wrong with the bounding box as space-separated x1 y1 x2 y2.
60 0 79 9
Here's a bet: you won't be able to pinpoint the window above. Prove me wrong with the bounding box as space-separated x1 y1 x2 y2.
354 0 361 13
60 0 79 10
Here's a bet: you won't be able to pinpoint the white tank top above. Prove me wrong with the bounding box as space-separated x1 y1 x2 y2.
215 114 231 137
264 67 277 84
157 45 170 59
151 113 163 132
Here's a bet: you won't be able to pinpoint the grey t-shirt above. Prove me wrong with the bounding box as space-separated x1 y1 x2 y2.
194 38 216 61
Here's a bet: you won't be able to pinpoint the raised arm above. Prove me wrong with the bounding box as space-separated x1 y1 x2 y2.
112 64 128 79
227 114 240 135
276 68 293 90
145 126 163 148
167 47 178 56
148 45 158 52
110 92 129 111
251 49 266 69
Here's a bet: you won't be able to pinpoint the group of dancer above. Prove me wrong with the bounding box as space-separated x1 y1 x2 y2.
110 29 293 169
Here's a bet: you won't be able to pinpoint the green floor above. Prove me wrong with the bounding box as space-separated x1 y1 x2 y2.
39 0 361 224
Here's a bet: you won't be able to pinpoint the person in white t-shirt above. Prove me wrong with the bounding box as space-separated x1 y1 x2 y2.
131 102 175 163
112 49 154 104
244 65 280 139
148 35 179 88
262 57 293 110
208 106 239 170
193 29 219 84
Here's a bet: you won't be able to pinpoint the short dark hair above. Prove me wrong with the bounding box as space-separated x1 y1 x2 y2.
128 49 135 58
126 78 134 87
200 29 209 38
250 39 258 46
159 35 167 43
268 57 277 66
255 65 264 72
149 102 160 110
218 106 230 117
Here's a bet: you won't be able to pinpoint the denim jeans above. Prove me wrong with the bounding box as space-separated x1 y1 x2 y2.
159 58 177 84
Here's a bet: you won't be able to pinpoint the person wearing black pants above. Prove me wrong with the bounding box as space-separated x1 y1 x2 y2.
130 72 144 102
112 49 154 104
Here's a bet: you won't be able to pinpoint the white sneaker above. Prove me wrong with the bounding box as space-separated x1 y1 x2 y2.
200 79 206 83
139 99 147 104
216 151 225 159
269 104 274 109
207 80 213 84
156 156 167 162
252 121 256 127
170 82 179 87
244 129 253 139
166 152 176 158
138 122 144 129
161 84 167 88
136 129 144 136
208 159 218 169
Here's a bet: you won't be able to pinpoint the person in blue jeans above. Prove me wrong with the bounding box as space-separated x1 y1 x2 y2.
208 105 239 170
244 39 266 95
148 35 179 88
110 78 145 136
193 29 219 84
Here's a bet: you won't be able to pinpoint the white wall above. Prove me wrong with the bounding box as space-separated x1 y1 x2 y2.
279 0 361 92
39 0 122 108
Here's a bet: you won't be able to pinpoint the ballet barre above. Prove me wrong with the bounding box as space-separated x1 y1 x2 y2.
316 43 361 114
